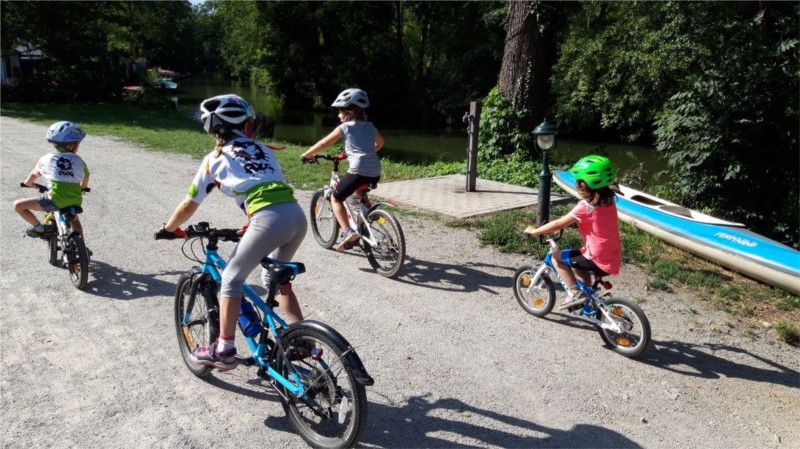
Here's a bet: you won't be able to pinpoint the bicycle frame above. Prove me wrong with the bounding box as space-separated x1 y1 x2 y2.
532 239 627 331
314 156 390 249
190 249 309 397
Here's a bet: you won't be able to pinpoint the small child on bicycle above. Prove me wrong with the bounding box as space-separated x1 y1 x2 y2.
524 155 621 309
14 121 90 239
301 88 384 252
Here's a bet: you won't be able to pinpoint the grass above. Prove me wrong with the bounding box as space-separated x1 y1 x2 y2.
3 102 798 344
0 102 463 191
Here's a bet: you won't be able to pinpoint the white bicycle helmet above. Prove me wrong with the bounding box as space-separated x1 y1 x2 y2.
200 94 255 133
46 121 86 144
331 88 370 109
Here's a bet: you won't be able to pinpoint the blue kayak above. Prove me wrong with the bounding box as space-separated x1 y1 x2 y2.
553 171 800 295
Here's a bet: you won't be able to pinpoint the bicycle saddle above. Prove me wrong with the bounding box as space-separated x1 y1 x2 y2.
260 259 306 281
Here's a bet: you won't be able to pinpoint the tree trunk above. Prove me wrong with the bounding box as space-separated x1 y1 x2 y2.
498 1 559 130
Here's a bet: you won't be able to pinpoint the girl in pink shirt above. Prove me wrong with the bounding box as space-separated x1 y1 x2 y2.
524 155 621 309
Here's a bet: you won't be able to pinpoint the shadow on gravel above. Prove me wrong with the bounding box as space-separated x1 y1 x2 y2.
82 260 182 300
326 393 642 448
386 256 513 294
640 340 799 388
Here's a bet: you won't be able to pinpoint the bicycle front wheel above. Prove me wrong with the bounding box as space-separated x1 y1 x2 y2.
310 189 339 249
362 209 405 278
64 233 89 289
596 297 651 358
513 265 556 317
276 327 368 449
44 218 58 266
174 273 220 377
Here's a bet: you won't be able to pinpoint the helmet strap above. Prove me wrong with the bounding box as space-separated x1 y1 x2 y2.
242 121 255 138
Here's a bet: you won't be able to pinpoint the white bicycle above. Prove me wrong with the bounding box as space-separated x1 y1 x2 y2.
21 182 90 290
305 153 406 278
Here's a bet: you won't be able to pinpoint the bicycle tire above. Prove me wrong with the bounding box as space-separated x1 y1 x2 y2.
65 233 89 289
310 189 339 249
596 297 651 358
362 209 405 278
45 218 58 266
513 265 556 317
174 273 220 377
275 326 368 449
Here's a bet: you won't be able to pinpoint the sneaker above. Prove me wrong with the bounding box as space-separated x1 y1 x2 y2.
26 226 46 238
192 341 238 371
336 229 361 252
558 289 587 310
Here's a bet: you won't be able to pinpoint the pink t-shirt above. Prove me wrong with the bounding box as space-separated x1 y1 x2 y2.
569 200 621 274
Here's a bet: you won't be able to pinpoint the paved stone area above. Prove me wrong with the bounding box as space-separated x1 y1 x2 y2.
371 174 570 218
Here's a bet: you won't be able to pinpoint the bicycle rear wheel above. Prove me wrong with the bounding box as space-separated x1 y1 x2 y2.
596 297 651 358
310 189 339 249
276 327 368 449
174 273 220 377
64 233 89 289
362 209 405 278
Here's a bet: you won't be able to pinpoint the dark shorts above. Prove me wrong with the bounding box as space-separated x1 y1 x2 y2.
37 195 59 213
560 249 610 277
333 173 380 202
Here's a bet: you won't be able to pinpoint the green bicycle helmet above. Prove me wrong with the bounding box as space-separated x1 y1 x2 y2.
570 155 617 189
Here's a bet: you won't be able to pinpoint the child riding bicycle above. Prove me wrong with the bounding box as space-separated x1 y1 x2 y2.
302 88 384 252
524 155 621 309
156 94 308 371
14 121 90 240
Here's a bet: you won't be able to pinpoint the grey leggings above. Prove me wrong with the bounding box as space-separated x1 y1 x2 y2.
220 201 307 298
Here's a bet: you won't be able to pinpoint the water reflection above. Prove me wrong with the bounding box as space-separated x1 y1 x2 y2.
176 73 668 185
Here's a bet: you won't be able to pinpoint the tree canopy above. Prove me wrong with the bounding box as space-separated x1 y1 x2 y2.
1 1 796 245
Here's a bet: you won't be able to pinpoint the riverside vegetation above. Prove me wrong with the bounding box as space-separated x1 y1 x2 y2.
2 102 797 345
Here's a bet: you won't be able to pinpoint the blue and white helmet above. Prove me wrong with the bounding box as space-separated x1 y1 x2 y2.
46 121 86 144
200 94 255 133
331 88 369 109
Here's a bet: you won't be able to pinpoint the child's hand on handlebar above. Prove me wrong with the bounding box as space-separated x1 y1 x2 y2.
236 221 250 236
154 226 187 240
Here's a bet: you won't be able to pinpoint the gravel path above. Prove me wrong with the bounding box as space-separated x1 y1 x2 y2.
2 116 798 449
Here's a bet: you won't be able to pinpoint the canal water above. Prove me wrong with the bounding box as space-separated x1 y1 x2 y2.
176 73 669 186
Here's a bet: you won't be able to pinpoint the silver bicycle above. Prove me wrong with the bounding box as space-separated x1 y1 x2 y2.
305 153 406 278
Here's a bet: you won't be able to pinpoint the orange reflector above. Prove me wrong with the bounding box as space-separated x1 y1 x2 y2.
377 217 386 225
611 307 625 317
182 326 194 348
314 206 320 214
616 337 631 347
521 276 531 287
533 298 545 307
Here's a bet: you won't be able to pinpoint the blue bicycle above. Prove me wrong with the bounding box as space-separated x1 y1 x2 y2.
513 231 651 358
162 222 373 449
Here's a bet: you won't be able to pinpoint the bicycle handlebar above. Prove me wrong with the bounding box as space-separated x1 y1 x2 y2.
303 153 345 164
184 222 241 242
20 182 90 193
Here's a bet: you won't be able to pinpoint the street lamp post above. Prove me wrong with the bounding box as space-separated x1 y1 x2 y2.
532 119 557 227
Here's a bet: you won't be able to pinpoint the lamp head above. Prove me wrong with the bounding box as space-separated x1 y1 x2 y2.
532 119 558 151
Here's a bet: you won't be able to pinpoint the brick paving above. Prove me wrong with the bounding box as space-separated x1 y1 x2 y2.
371 174 570 218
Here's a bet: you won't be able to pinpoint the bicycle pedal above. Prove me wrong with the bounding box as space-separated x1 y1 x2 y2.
236 356 256 367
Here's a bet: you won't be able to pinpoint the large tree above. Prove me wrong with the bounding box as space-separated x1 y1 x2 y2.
497 0 560 130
